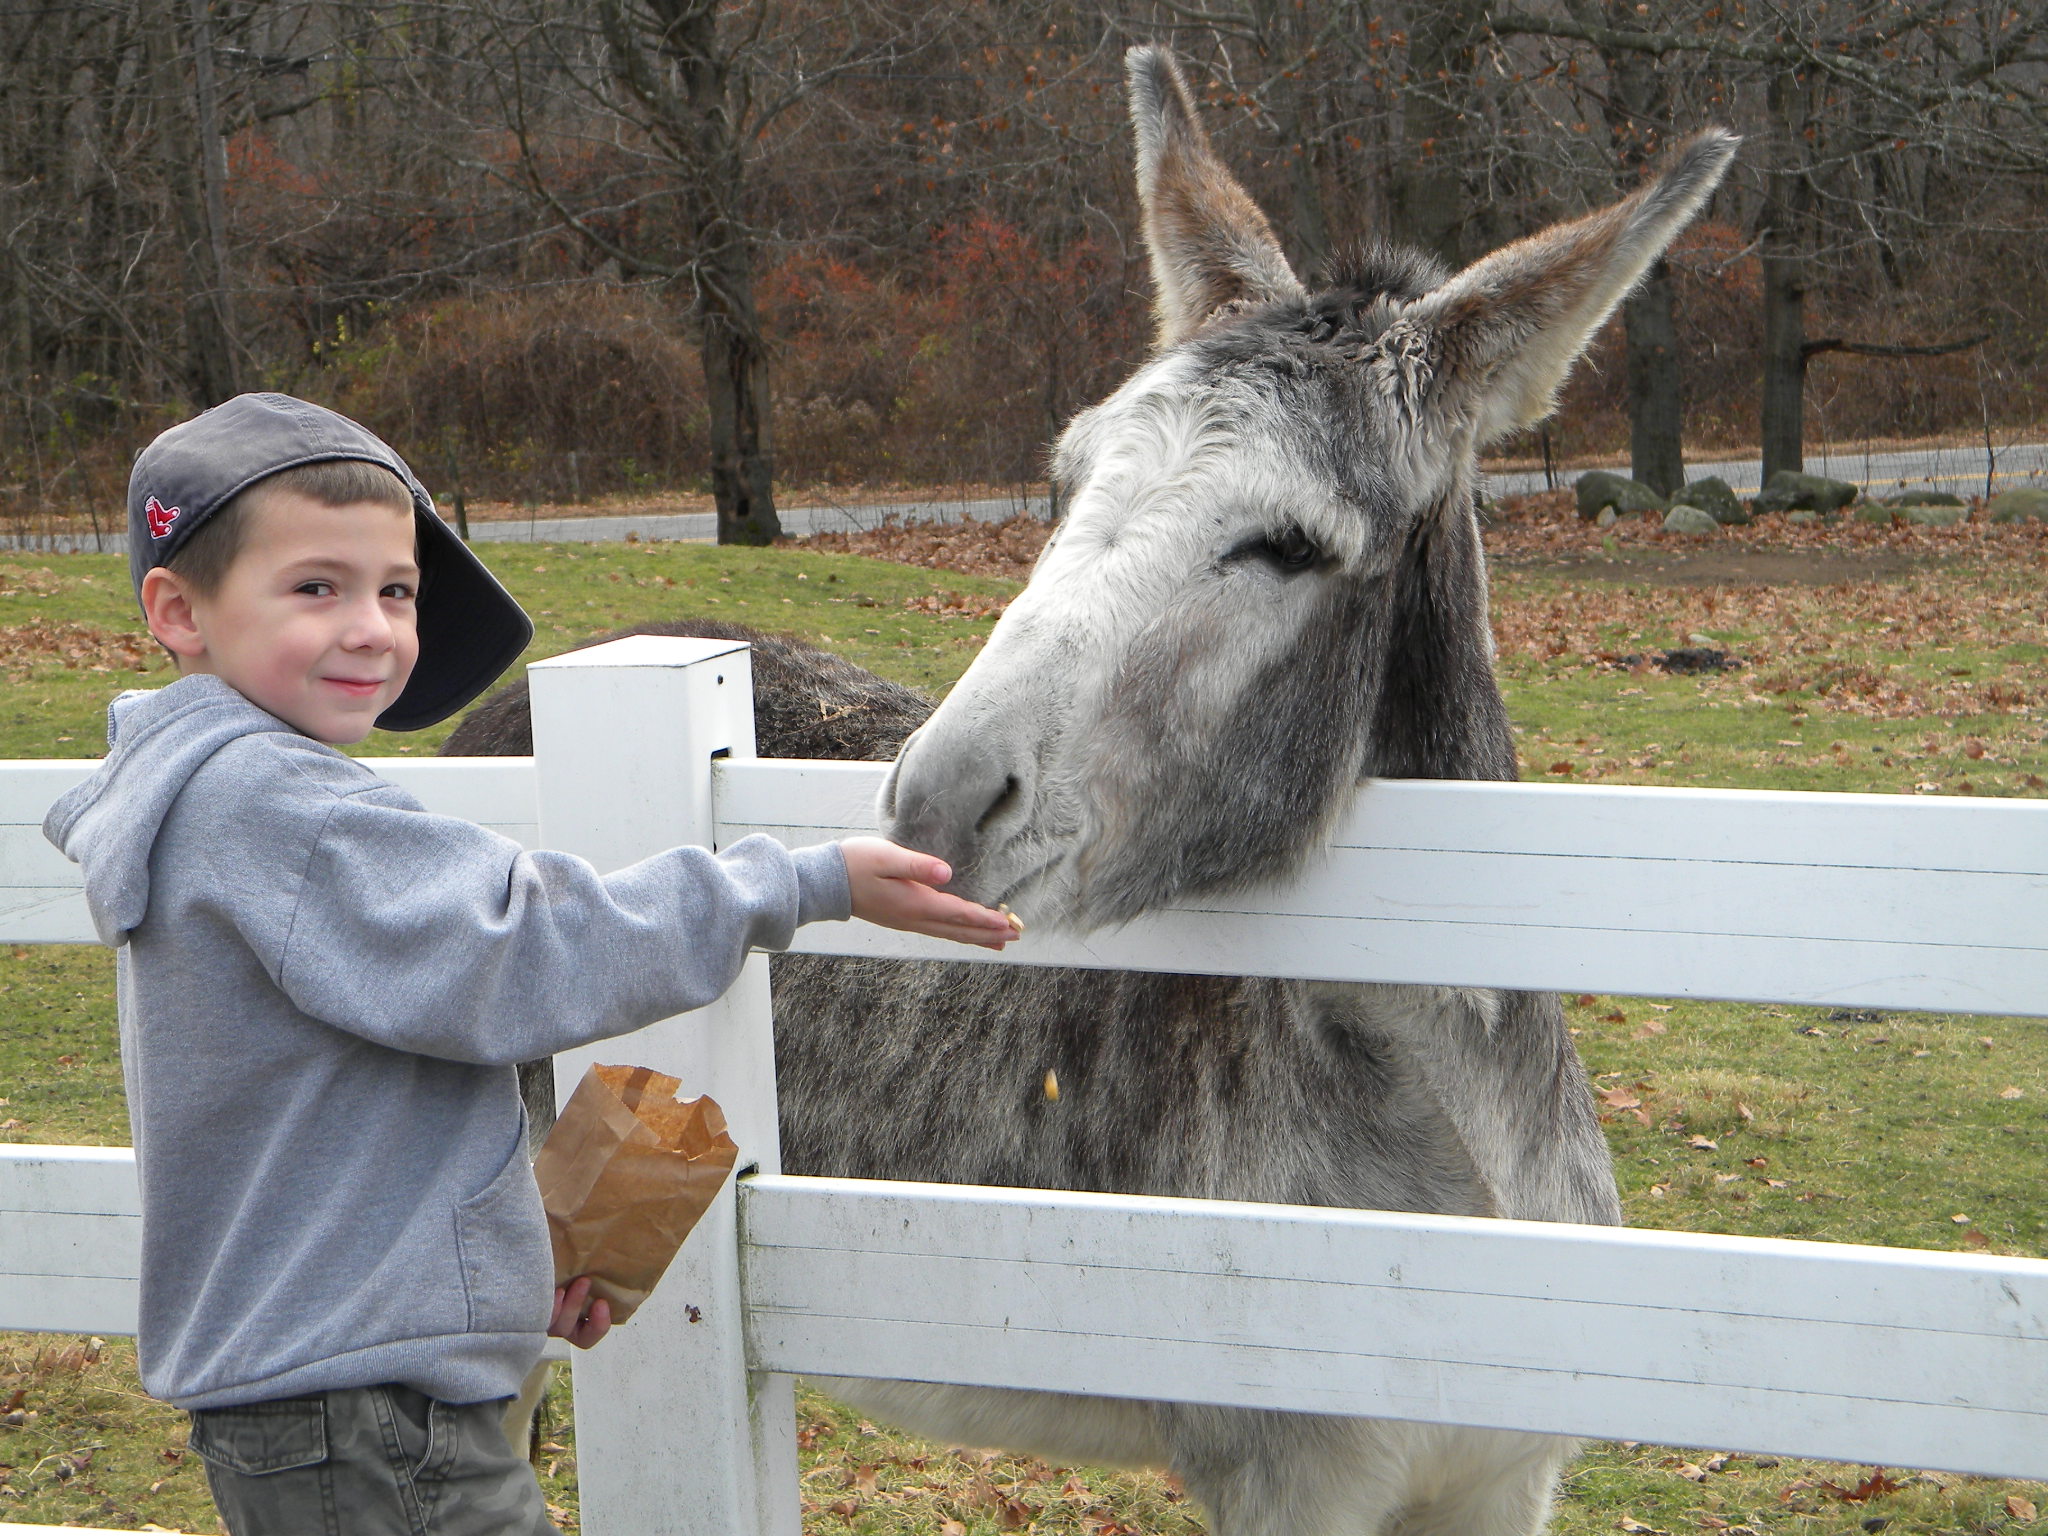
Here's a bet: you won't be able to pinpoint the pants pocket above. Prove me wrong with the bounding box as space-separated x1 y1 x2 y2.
187 1396 329 1476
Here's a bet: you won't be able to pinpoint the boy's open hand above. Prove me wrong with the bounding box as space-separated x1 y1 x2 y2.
550 1276 612 1349
841 836 1019 950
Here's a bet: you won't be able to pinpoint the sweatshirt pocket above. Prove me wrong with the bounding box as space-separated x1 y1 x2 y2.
452 1138 553 1336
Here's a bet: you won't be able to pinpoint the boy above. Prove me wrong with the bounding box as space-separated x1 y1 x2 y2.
43 393 1015 1535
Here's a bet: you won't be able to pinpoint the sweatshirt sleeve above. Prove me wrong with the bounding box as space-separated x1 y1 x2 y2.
208 753 851 1064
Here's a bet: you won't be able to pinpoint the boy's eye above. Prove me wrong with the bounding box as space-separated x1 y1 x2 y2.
296 580 335 597
382 583 417 601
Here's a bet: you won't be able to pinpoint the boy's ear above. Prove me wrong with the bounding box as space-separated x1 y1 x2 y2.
139 567 208 661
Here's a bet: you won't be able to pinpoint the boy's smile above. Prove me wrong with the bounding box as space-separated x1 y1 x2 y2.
151 492 421 744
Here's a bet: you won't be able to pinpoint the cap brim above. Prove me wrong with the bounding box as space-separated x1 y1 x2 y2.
376 514 533 731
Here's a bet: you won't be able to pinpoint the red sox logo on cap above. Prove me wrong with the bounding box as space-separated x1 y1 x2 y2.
144 495 182 541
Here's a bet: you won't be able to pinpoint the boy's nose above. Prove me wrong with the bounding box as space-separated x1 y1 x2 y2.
341 598 396 651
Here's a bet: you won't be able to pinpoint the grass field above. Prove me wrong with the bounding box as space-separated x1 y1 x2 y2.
2 532 2045 1534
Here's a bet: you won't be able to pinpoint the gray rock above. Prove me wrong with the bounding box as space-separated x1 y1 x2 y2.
1786 510 1821 527
1661 504 1719 536
1577 470 1666 520
1852 502 1897 526
1987 487 2048 523
1883 488 1965 508
1595 506 1619 529
1753 470 1859 515
1684 475 1749 525
1900 502 1968 527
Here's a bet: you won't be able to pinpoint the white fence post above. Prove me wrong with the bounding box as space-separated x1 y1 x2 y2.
528 636 796 1536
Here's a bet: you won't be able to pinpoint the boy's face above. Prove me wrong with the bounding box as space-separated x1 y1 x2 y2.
166 492 421 744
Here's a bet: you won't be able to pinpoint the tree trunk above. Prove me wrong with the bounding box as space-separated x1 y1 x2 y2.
1758 65 1812 481
700 303 778 547
1623 261 1685 495
1390 0 1482 268
146 0 239 405
1596 19 1687 494
637 0 780 545
1759 245 1807 480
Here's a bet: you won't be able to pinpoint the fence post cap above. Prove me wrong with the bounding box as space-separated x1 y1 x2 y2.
529 635 750 672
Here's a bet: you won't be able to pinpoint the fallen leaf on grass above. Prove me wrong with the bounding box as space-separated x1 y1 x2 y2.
851 1465 879 1494
1999 1086 2025 1099
941 1523 968 1536
1687 1135 1718 1150
1964 1229 1991 1249
1816 1468 1904 1502
1952 1213 1972 1224
2006 1495 2037 1521
1618 1517 1669 1535
1633 1020 1668 1039
1598 1087 1643 1110
1674 1461 1709 1481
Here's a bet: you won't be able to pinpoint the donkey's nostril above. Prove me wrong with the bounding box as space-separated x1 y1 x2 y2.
976 775 1021 835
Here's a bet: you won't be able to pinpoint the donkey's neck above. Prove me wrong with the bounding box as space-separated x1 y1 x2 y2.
1363 485 1516 783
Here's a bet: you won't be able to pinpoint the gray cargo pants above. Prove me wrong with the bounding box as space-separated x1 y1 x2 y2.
187 1383 556 1536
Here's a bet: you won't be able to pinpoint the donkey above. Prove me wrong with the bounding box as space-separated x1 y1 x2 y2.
447 49 1734 1536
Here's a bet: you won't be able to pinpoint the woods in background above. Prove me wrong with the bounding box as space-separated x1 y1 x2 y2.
3 0 2045 539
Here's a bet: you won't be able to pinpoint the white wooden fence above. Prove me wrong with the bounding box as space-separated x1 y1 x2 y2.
3 635 2046 1536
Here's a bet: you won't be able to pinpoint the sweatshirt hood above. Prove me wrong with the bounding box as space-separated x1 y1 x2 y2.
43 675 307 945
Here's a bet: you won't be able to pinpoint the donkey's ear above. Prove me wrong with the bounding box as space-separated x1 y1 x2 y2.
1127 45 1304 349
1397 130 1739 447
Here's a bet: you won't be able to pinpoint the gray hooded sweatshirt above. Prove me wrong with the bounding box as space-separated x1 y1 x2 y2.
42 673 849 1410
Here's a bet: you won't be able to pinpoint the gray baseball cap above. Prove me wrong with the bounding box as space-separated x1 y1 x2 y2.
129 393 532 731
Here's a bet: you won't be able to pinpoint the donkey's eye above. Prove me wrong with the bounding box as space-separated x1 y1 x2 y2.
1262 527 1320 570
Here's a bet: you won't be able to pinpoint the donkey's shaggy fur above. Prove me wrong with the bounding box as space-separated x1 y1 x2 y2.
448 48 1733 1536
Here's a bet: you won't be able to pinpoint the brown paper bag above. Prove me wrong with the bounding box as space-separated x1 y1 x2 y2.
532 1064 739 1324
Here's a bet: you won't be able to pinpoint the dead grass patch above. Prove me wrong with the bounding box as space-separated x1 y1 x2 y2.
0 618 155 679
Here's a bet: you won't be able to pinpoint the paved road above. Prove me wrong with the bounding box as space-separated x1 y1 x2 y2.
9 443 2041 555
1485 440 2048 500
0 490 1054 556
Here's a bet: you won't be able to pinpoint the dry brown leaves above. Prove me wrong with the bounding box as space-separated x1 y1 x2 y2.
0 565 63 598
0 617 155 677
797 1444 1137 1532
901 590 1010 620
793 513 1051 579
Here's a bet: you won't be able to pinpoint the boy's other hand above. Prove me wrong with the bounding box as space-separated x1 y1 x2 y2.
841 836 1018 950
550 1276 612 1349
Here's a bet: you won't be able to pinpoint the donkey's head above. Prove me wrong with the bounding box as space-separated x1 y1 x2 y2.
881 47 1734 929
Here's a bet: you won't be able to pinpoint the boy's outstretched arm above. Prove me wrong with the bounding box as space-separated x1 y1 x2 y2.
839 836 1018 950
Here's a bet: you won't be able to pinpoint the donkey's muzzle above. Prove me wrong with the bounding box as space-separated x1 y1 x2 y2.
878 727 1029 901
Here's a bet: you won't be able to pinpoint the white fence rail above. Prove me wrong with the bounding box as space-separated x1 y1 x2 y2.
3 635 2046 1536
